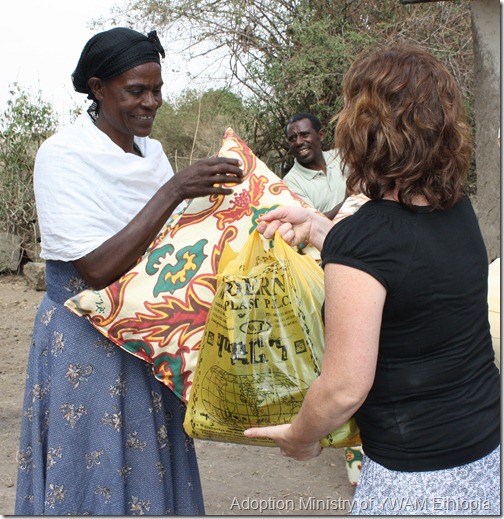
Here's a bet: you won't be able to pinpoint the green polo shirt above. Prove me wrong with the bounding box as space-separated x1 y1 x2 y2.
283 150 346 212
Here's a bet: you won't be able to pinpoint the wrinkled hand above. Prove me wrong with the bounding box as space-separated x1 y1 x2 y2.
256 206 314 246
171 157 244 200
244 424 322 461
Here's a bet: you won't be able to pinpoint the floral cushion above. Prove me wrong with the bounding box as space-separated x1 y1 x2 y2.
64 129 320 403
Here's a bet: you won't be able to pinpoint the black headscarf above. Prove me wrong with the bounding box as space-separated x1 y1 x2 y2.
72 27 165 117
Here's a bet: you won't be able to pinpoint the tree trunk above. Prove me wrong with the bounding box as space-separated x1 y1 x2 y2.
471 0 501 262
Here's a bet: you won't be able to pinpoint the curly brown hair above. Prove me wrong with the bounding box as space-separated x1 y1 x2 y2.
333 43 472 210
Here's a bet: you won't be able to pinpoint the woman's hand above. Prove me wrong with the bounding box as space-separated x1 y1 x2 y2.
170 157 244 200
244 424 322 461
257 206 333 251
256 206 314 244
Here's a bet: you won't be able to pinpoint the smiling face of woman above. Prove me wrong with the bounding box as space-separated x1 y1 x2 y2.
89 62 164 153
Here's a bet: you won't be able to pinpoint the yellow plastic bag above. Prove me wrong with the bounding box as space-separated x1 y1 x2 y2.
183 230 360 448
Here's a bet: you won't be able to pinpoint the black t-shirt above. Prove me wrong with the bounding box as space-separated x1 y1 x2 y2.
322 197 500 471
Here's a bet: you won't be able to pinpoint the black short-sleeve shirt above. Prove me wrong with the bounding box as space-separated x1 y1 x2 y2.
322 197 500 471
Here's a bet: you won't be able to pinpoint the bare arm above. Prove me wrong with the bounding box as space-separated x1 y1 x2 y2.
74 157 243 289
245 264 386 460
323 185 351 220
322 198 346 221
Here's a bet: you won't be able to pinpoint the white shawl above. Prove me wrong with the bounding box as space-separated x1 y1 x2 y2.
35 112 184 261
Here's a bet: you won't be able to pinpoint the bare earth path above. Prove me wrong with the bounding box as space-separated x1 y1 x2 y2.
0 273 355 516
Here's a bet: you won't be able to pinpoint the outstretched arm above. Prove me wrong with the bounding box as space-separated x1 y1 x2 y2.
74 157 243 289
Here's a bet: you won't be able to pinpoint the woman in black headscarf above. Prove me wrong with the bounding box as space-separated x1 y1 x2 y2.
15 27 243 515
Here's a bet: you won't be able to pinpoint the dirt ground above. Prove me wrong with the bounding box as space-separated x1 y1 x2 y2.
0 272 356 516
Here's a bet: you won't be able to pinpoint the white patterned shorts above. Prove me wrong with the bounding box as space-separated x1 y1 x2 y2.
351 445 500 515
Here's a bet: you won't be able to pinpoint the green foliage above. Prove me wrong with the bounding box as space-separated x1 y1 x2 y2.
108 0 473 179
245 23 373 174
0 84 57 259
152 88 246 171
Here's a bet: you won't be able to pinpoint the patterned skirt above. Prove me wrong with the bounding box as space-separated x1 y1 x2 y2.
351 445 500 515
15 261 205 515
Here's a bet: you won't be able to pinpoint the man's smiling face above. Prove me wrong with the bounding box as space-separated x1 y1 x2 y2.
286 118 324 169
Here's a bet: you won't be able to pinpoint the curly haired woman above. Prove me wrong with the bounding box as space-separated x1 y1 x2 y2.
246 43 500 515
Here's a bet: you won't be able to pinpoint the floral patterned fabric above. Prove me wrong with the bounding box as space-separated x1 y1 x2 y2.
65 129 320 404
351 446 500 515
15 261 205 515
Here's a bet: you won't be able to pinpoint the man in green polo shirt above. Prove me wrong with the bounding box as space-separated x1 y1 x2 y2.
283 113 347 220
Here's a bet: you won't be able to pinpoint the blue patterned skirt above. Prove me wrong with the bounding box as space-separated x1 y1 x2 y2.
351 445 500 515
15 261 205 515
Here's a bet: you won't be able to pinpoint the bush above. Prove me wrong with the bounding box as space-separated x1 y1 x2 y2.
152 88 246 171
0 84 57 260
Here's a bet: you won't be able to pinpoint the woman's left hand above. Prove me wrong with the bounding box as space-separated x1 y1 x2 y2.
244 424 322 461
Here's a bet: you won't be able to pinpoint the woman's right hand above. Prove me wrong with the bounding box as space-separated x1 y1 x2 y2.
257 206 313 244
257 206 334 251
170 157 244 200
